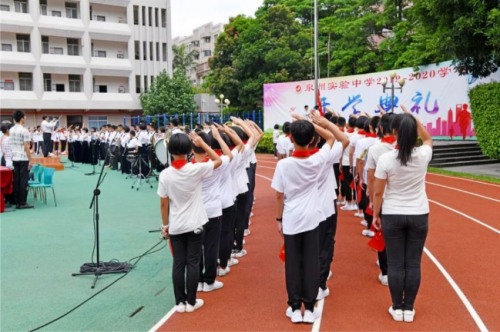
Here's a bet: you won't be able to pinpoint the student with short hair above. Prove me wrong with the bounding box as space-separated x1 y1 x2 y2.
159 132 222 313
272 115 336 324
373 107 433 323
273 124 280 159
276 122 293 159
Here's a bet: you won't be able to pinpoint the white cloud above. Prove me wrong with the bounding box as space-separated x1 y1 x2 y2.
171 0 263 37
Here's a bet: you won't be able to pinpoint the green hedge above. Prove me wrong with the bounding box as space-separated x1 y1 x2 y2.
256 133 275 154
469 82 500 159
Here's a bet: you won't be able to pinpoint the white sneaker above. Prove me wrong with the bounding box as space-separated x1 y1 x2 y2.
244 229 251 237
286 307 303 323
49 153 54 157
203 281 223 292
404 309 415 322
341 203 357 211
186 299 204 313
253 201 255 205
388 306 403 322
354 212 364 218
243 239 246 245
362 229 375 237
336 200 346 205
176 302 186 313
197 282 203 291
217 266 230 276
316 287 330 300
303 309 321 323
328 270 332 280
378 273 388 286
234 249 247 258
250 212 254 217
248 220 251 225
360 220 368 226
376 260 380 267
228 258 239 267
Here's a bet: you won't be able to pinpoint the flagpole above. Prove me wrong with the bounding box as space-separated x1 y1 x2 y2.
314 0 319 106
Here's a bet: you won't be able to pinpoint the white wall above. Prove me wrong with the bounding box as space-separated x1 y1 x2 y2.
91 39 128 59
93 75 128 93
91 3 126 24
0 32 17 51
0 0 19 12
44 35 80 55
0 71 20 90
45 0 80 19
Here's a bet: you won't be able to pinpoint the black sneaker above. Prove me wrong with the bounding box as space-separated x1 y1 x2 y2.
17 204 34 209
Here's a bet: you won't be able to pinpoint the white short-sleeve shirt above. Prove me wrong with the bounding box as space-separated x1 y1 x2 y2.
341 131 354 166
355 136 378 183
157 161 214 235
235 143 253 194
277 135 293 157
375 145 433 215
271 144 331 235
201 156 230 218
220 152 237 209
273 129 280 143
317 142 343 219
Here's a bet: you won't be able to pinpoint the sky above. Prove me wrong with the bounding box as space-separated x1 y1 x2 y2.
171 0 263 38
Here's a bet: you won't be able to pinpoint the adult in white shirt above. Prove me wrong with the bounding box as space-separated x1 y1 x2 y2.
276 122 293 159
373 108 433 323
171 118 183 135
273 124 280 158
158 132 222 313
41 115 61 157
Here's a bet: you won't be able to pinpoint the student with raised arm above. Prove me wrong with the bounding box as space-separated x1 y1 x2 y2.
372 106 433 323
158 132 221 314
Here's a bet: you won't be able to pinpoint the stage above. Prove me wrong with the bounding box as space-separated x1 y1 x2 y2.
32 156 65 171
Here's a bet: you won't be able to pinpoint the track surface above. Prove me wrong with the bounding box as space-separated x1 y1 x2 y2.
156 155 500 332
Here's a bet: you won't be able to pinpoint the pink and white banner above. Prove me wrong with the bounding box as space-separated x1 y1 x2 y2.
263 61 500 139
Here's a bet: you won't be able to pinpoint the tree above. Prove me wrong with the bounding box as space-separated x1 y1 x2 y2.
172 44 199 74
140 70 196 115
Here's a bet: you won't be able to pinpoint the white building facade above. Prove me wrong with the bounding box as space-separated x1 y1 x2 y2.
173 22 222 85
0 0 172 128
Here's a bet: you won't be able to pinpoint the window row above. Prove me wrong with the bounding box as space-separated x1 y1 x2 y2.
135 75 156 93
133 5 166 28
134 41 167 62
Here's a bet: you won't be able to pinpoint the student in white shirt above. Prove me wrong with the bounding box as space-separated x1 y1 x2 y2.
194 127 232 293
276 122 293 159
373 108 433 323
158 132 222 314
271 115 336 324
41 115 60 157
60 128 67 154
273 124 280 159
340 117 356 208
120 126 131 174
171 118 183 135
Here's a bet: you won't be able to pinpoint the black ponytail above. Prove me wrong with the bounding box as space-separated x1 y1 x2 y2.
395 114 418 166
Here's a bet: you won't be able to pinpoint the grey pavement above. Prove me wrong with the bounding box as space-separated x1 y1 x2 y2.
443 163 500 179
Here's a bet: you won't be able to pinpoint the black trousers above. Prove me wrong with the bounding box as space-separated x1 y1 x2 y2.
42 133 52 157
219 204 235 268
234 192 248 251
358 183 371 228
243 164 256 230
199 217 222 284
13 160 29 206
170 230 204 306
341 165 353 202
34 142 40 155
318 210 338 290
333 163 342 197
284 227 320 311
60 140 67 152
382 214 429 310
274 143 277 157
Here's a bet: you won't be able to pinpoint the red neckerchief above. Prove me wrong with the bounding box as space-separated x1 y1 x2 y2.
285 134 291 139
191 157 210 164
292 150 311 157
339 128 345 132
365 133 377 138
243 140 248 144
230 146 235 151
357 130 367 136
171 160 188 169
214 150 223 156
395 145 399 149
381 136 396 145
347 129 354 133
309 148 319 155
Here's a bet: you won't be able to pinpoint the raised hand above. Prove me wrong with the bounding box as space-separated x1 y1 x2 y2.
189 132 204 147
311 114 328 127
211 125 221 140
401 105 411 114
291 114 306 121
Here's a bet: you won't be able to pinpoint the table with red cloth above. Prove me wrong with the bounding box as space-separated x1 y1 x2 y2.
0 166 14 213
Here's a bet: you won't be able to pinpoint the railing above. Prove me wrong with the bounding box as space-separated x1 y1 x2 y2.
123 110 263 129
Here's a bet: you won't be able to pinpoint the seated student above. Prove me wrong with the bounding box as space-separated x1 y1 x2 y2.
158 132 222 314
194 127 232 293
276 122 293 159
271 114 337 324
373 107 433 323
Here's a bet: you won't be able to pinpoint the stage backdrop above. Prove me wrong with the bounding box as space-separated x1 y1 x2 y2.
263 60 500 139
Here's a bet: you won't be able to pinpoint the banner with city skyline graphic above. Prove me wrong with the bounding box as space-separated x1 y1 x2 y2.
263 60 500 139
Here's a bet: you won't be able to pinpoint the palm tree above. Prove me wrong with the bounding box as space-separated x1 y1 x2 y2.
172 44 199 75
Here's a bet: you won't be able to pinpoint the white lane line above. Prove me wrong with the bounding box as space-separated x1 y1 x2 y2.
426 181 500 203
429 199 500 235
424 247 488 332
149 306 177 332
258 165 277 170
258 160 279 164
428 172 500 188
256 173 273 182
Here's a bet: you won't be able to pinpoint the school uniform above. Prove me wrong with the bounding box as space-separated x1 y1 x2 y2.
243 145 258 230
349 130 365 205
120 133 131 173
273 129 280 157
60 131 67 153
136 131 151 175
340 129 355 202
276 135 293 158
271 144 331 312
157 161 214 306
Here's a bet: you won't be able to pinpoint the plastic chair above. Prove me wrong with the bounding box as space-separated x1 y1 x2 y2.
28 164 44 201
30 167 57 207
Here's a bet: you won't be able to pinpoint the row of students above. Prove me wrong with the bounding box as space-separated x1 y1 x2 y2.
158 118 263 313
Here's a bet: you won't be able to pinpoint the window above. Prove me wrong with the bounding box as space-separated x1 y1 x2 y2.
144 76 148 90
95 50 106 58
162 43 167 62
4 81 15 90
88 116 107 129
14 0 28 13
43 73 51 91
19 72 32 91
117 53 124 59
96 15 105 22
141 6 145 26
55 84 65 92
89 5 92 19
134 40 139 60
67 115 82 128
149 42 153 61
67 39 79 56
143 41 146 60
98 85 107 93
0 4 9 11
150 76 154 86
203 50 211 57
69 75 80 92
65 2 77 19
52 47 63 55
135 75 141 93
156 42 159 61
16 34 30 53
1 44 12 51
40 3 47 15
192 40 199 47
155 8 158 27
161 9 166 27
148 7 152 26
52 10 61 17
133 5 138 25
214 34 219 39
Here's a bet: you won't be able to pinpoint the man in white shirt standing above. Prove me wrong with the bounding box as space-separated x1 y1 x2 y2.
41 115 60 157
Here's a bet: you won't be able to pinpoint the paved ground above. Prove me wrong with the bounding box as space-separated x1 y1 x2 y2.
442 164 500 178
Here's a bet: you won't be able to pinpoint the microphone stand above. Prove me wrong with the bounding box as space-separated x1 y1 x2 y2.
85 138 97 176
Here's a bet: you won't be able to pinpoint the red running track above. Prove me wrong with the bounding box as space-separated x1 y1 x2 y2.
155 155 500 332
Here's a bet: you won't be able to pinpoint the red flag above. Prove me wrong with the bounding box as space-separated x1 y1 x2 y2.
368 229 385 252
279 244 285 262
317 90 324 117
366 204 373 216
350 180 355 190
339 170 345 181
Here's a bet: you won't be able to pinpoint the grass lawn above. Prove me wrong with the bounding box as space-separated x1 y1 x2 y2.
428 167 500 184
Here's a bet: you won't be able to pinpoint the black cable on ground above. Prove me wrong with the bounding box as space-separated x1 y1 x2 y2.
28 239 167 332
